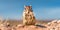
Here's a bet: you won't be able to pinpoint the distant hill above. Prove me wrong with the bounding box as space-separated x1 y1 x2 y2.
0 19 53 25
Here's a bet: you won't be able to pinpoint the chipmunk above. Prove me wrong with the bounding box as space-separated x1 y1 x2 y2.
23 5 36 25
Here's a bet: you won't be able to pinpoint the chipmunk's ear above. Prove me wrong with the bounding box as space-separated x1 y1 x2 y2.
24 5 26 8
30 5 32 7
30 5 32 9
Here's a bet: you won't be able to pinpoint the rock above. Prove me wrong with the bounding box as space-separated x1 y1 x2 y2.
47 20 60 30
16 25 43 30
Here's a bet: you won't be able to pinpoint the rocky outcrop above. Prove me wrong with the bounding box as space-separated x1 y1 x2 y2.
16 24 45 30
47 20 60 30
16 20 60 30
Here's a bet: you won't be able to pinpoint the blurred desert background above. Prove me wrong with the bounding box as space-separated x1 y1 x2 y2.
0 19 50 25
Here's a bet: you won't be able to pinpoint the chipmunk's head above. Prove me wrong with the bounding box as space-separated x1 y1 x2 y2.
24 5 32 10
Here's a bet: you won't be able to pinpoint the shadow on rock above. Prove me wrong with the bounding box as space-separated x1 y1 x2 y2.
35 25 47 28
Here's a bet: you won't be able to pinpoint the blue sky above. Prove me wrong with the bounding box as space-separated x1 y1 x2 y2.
0 0 60 20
